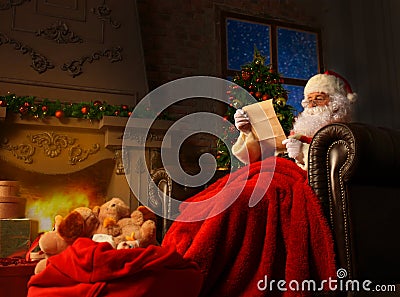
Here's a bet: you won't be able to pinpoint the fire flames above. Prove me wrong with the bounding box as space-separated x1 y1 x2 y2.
26 187 104 233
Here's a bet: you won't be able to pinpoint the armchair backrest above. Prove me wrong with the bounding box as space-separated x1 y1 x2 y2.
307 122 400 284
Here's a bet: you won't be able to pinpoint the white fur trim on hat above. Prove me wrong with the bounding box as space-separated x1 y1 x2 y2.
304 71 357 103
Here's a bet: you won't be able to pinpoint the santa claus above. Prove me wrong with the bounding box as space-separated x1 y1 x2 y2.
233 70 357 169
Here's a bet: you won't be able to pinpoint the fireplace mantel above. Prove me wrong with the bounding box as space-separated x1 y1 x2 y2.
0 109 173 175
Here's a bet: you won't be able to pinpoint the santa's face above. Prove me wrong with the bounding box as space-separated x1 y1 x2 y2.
292 94 335 138
304 92 330 108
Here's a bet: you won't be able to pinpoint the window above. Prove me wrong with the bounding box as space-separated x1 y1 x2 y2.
221 12 323 113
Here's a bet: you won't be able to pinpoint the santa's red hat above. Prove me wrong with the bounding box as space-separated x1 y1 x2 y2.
304 70 357 103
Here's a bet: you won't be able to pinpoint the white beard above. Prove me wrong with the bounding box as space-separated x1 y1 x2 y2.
292 105 336 137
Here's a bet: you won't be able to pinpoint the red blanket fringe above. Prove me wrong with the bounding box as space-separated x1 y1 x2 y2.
162 157 337 297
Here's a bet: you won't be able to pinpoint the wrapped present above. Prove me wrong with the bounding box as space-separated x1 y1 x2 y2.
0 219 38 258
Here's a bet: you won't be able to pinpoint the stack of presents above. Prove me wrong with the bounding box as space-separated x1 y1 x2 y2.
0 181 38 297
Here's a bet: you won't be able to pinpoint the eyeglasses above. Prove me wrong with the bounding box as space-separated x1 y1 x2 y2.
303 98 329 107
303 93 330 107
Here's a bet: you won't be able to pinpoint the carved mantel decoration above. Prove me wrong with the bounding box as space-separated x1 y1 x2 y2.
0 109 175 206
30 131 75 158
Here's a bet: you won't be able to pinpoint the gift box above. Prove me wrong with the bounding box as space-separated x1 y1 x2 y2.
0 219 38 258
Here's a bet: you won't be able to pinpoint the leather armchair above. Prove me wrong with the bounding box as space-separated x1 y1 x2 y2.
308 122 400 294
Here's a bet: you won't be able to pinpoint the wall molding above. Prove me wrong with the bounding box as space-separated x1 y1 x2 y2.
60 46 123 77
36 20 83 44
0 32 54 74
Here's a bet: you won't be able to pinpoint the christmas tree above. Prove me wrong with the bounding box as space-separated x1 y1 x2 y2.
216 47 295 169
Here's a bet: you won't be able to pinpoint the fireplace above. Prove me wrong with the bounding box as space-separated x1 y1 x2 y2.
0 107 174 238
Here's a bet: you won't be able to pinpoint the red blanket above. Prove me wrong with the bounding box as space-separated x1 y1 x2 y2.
27 238 203 297
162 157 337 297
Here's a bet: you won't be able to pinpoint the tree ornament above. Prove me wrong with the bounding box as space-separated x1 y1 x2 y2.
55 110 64 118
93 100 102 106
268 64 274 73
30 105 38 113
24 101 30 107
41 105 48 112
0 99 7 107
262 94 269 101
99 106 105 112
114 110 120 116
255 91 262 98
275 97 287 106
256 77 262 83
81 106 89 115
241 71 251 81
121 105 129 111
19 106 28 114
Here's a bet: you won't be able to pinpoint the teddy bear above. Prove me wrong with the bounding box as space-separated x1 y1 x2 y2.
92 197 131 237
34 206 100 274
91 198 158 249
115 205 158 249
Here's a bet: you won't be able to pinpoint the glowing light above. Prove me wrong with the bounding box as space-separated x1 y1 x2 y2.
26 190 96 233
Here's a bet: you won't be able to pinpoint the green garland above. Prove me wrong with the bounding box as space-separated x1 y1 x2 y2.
0 94 166 120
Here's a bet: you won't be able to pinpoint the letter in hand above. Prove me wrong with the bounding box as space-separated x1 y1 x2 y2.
234 109 251 133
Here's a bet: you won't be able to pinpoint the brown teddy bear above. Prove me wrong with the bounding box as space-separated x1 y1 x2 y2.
92 197 131 237
115 206 158 249
34 207 100 274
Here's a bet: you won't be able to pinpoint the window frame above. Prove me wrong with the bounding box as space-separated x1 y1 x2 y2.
220 11 324 88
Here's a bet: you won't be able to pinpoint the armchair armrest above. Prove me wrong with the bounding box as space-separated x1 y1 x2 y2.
307 122 400 283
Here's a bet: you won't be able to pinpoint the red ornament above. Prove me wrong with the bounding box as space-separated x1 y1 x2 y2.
81 106 89 114
249 91 254 96
262 94 269 101
128 111 132 117
241 71 251 81
121 105 128 111
41 105 48 112
93 100 102 107
255 91 262 98
114 110 120 116
256 77 262 83
55 110 64 118
24 101 30 107
19 106 28 114
0 99 7 107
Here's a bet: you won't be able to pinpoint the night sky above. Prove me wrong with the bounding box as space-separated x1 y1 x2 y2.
227 18 319 113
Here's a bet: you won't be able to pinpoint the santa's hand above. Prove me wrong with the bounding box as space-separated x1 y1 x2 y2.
234 109 251 133
282 138 303 159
